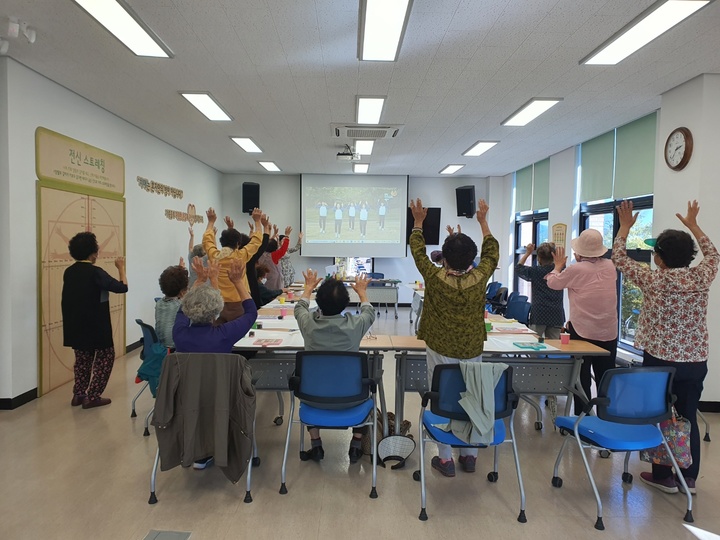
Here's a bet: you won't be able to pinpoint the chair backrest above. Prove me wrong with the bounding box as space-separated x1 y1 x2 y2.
429 364 516 421
492 287 508 303
135 319 159 360
596 367 675 425
486 281 502 300
292 351 373 408
504 300 531 324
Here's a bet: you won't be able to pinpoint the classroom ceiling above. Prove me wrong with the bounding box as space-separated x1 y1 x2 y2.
3 0 720 178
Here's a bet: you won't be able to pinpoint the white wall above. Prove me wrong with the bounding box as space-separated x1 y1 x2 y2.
656 74 720 400
1 58 223 400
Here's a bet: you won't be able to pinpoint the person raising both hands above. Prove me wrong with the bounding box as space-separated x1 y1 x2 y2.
613 199 718 496
293 269 376 464
409 197 499 477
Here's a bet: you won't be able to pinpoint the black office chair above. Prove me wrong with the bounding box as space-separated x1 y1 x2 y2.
487 287 508 314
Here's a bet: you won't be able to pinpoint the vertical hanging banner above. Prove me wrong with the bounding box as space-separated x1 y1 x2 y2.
35 127 125 195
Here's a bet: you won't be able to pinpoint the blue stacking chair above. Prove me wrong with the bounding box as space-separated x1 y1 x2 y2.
551 367 693 530
504 300 531 324
279 351 380 498
414 364 526 522
133 319 164 435
486 281 502 301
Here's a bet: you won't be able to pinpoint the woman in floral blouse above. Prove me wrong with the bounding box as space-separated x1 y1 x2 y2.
613 200 719 495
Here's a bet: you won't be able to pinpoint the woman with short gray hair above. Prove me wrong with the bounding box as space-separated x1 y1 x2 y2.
173 257 257 353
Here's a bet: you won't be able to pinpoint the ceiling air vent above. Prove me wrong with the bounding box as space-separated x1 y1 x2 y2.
331 124 403 140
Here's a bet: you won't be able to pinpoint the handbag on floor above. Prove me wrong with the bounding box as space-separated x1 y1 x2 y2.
639 408 692 468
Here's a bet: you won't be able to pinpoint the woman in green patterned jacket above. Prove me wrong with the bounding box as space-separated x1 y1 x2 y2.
409 197 499 477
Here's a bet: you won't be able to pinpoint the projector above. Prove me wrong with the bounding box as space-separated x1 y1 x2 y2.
336 151 361 162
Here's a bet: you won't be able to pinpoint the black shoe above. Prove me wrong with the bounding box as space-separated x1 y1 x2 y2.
348 446 363 464
300 446 324 462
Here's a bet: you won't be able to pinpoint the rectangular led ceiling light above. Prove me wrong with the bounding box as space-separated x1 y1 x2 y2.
181 93 232 121
356 97 385 124
582 0 710 65
73 0 173 57
259 161 281 172
354 140 375 155
440 165 464 175
463 141 498 157
354 163 370 173
502 99 562 127
358 0 413 61
231 137 263 153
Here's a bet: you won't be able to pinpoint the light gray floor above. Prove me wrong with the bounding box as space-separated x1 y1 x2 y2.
2 307 719 540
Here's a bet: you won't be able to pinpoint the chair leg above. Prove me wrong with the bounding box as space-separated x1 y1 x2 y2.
143 406 154 437
698 411 711 441
131 381 149 417
661 435 693 523
508 411 527 523
273 391 285 425
148 447 160 504
418 409 427 521
279 398 295 494
245 416 256 503
571 424 605 530
520 395 543 430
621 452 633 484
369 398 378 499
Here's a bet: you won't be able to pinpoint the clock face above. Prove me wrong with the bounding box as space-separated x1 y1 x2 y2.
664 127 693 171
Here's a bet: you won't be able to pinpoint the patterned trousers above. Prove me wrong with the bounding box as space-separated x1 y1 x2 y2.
73 347 116 400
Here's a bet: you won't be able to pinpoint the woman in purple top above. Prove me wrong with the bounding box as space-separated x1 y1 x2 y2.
173 257 257 354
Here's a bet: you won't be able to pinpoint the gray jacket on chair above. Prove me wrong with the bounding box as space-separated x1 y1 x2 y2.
152 353 256 483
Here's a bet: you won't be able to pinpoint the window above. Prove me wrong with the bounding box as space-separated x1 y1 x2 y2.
513 212 549 301
580 196 653 351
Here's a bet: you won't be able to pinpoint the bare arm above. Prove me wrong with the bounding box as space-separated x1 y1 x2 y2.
518 243 534 266
476 199 491 238
188 226 195 253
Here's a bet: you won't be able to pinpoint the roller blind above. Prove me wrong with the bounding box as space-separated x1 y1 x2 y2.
580 131 614 202
614 113 656 199
515 166 533 212
532 158 550 210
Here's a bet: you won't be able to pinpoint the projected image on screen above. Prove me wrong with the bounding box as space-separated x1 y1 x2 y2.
301 174 409 258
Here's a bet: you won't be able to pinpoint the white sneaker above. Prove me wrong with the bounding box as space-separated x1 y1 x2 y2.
193 457 214 470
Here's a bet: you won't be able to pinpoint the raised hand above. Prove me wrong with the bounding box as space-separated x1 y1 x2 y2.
302 268 323 291
676 200 700 229
525 243 535 254
179 256 185 268
228 259 246 284
616 200 638 230
207 257 220 288
206 207 217 224
114 256 125 270
351 272 371 293
476 199 489 223
248 221 254 233
298 231 304 240
251 208 262 223
446 225 454 236
191 256 207 283
188 226 194 237
272 224 279 238
284 225 292 236
409 198 427 225
224 215 235 230
553 246 567 271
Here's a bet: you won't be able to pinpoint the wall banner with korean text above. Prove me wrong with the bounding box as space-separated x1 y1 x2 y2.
35 127 125 196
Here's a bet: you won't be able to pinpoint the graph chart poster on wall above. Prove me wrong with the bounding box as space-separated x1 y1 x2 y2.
300 174 409 258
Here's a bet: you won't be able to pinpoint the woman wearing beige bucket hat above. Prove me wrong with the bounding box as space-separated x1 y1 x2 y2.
545 228 618 414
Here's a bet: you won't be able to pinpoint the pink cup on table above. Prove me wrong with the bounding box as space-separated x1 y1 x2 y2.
280 307 288 317
560 333 570 345
287 290 294 300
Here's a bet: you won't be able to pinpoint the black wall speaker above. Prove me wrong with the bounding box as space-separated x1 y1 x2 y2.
242 182 260 214
455 185 475 218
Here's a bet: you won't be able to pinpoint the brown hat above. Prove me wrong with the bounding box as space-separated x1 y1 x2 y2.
571 229 608 258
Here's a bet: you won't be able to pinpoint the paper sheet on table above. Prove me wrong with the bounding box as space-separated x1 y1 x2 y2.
263 299 317 310
484 335 559 353
234 330 305 349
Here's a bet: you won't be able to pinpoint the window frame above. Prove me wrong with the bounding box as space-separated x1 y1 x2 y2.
513 211 549 295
